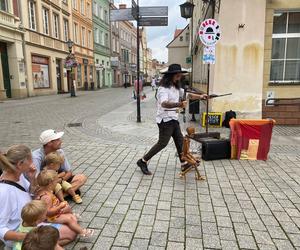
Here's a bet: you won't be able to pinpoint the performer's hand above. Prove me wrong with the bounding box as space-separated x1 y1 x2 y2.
201 94 208 99
179 101 187 108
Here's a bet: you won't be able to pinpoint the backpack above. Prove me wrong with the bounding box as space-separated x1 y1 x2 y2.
222 110 236 128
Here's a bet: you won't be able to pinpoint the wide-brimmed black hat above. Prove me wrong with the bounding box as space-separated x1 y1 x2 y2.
162 64 187 74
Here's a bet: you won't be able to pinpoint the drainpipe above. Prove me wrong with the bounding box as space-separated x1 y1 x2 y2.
18 0 29 97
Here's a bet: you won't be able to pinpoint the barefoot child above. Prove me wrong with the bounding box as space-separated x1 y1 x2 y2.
44 152 82 204
13 200 48 250
35 170 93 238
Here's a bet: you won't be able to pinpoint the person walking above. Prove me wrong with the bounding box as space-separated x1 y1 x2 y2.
136 64 208 175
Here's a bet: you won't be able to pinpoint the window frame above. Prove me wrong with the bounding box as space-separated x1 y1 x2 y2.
270 11 300 85
53 12 60 39
63 18 69 41
42 7 50 35
28 0 36 31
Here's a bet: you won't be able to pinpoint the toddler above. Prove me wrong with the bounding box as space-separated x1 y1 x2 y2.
44 152 82 204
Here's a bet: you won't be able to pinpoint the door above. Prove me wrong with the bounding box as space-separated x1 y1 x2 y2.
56 59 62 93
102 69 105 87
97 71 100 88
0 42 11 98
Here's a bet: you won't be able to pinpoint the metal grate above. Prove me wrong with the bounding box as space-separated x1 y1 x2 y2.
67 123 82 127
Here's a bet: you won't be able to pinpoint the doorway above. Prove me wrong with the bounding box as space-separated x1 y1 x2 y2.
0 42 11 98
56 59 62 93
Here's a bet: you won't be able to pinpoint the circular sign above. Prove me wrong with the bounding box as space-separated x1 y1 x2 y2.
198 19 221 47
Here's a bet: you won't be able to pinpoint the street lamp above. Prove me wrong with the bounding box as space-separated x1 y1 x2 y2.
180 1 195 19
66 39 76 97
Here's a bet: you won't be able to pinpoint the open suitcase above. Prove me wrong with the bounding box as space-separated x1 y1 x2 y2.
201 138 231 161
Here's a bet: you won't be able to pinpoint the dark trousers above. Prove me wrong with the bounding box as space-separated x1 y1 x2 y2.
143 120 184 162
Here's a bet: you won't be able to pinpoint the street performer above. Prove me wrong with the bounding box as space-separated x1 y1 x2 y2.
137 64 208 175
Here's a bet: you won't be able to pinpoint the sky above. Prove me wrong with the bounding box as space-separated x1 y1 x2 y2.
113 0 188 63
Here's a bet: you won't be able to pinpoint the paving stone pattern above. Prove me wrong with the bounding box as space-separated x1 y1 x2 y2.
1 87 300 249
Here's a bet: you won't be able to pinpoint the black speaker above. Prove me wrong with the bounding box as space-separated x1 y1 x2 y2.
201 138 231 161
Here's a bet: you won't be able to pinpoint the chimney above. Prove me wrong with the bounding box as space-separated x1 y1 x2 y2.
119 4 126 9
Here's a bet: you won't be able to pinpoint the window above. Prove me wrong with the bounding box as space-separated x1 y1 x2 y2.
80 0 84 14
53 13 60 39
88 30 91 47
94 28 99 43
82 27 86 46
105 33 108 47
100 30 103 45
104 10 108 23
42 7 49 35
270 12 300 83
99 6 102 19
86 3 90 16
28 1 36 31
63 19 69 41
186 32 189 42
93 2 97 15
72 0 77 9
179 36 183 41
0 0 8 11
74 22 78 43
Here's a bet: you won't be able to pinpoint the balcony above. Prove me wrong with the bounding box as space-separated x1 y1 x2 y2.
0 10 19 29
94 43 110 56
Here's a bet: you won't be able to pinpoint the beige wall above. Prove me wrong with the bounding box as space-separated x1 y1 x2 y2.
210 0 267 118
263 0 300 100
167 27 190 69
0 0 26 99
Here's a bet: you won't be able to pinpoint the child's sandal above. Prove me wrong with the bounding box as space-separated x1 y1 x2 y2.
80 228 94 238
73 194 82 204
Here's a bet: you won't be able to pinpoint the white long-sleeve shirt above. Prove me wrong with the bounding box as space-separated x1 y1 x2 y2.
156 86 184 123
0 175 31 247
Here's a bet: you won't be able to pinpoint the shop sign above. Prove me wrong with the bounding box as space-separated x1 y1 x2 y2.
198 19 221 47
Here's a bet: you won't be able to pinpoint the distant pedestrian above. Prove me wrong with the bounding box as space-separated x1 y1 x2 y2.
151 78 156 91
136 64 208 175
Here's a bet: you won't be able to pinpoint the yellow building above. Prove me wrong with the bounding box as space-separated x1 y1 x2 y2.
0 0 26 99
191 0 300 125
72 0 94 89
21 0 73 96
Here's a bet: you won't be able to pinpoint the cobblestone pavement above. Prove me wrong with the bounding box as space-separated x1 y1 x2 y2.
1 87 300 250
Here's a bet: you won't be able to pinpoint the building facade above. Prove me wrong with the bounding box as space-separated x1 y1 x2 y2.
18 0 73 97
191 0 300 124
110 3 121 87
93 0 112 88
0 0 26 99
166 25 190 70
72 0 94 90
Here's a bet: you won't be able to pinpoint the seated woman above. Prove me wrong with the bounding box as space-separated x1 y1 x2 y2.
0 145 77 249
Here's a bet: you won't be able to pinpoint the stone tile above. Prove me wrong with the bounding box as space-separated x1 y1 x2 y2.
153 220 169 233
101 224 120 237
185 238 203 250
150 232 168 247
273 239 295 250
166 242 185 250
203 234 221 249
168 228 185 242
120 220 138 233
218 227 236 241
220 240 239 250
130 238 149 250
134 225 152 239
113 232 133 247
236 234 257 249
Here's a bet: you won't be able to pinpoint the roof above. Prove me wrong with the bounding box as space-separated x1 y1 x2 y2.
166 24 189 48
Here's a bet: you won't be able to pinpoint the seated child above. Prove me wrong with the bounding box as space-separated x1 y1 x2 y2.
44 152 82 204
35 169 93 238
21 225 62 250
13 200 48 250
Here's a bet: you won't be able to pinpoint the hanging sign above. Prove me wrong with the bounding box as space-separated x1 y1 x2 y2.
198 19 221 47
203 46 215 64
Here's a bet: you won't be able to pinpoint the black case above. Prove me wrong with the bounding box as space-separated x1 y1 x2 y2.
201 138 231 161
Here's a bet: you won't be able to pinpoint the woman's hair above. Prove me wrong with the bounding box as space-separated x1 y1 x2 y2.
44 152 64 167
159 73 180 89
37 169 58 187
0 145 31 172
21 200 47 225
21 225 59 250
